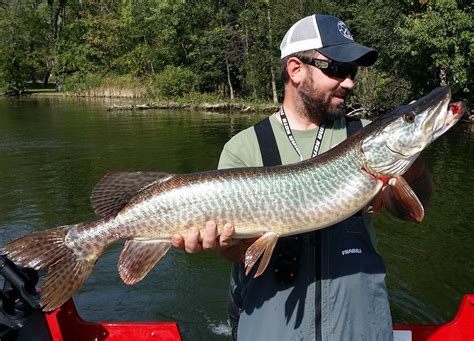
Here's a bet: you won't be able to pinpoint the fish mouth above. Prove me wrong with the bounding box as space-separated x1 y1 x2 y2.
430 101 464 138
447 102 464 123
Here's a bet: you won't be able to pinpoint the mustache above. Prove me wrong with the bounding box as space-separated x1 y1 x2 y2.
332 88 350 98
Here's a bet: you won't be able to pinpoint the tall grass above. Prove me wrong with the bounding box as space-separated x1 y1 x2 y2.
62 74 150 98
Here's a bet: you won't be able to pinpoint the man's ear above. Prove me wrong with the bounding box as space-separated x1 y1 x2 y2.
287 57 305 85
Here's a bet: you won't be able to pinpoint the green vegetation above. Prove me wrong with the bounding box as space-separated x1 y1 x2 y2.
0 0 472 113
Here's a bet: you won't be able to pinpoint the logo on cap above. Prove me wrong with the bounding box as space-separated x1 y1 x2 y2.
337 21 353 40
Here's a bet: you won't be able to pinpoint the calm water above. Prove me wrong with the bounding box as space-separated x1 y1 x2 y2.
0 96 472 340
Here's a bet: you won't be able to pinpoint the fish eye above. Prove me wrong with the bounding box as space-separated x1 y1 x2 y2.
403 112 416 123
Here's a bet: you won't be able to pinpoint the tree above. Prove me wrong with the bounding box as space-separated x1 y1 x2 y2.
0 1 50 93
43 0 67 86
397 0 473 101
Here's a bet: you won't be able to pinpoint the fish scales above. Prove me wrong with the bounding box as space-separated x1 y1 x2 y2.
89 147 379 241
2 86 463 311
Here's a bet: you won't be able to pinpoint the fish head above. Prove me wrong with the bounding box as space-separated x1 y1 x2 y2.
361 86 463 177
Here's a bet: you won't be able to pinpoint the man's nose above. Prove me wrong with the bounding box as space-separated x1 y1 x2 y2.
340 76 355 90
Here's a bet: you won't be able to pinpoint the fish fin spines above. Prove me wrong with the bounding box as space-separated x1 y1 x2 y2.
383 176 425 222
244 232 278 277
391 176 425 222
41 253 95 311
3 226 71 269
118 239 171 285
91 172 173 217
3 224 103 311
373 189 385 214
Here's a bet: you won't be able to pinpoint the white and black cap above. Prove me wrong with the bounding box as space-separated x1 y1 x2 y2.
280 15 378 66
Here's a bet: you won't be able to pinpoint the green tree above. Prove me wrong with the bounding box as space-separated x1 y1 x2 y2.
53 1 124 87
0 1 50 93
397 0 473 101
344 0 413 111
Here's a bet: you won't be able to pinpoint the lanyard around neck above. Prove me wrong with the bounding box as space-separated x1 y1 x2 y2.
279 106 326 161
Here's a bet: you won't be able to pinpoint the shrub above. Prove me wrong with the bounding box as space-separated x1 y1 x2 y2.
151 65 198 99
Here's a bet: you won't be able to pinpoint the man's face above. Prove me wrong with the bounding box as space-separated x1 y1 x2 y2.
297 53 355 122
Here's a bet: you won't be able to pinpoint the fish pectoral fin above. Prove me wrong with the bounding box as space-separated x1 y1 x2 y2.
91 172 173 217
384 176 425 222
118 239 171 285
244 232 278 278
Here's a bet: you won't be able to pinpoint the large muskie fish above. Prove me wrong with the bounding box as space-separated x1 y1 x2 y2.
3 86 463 311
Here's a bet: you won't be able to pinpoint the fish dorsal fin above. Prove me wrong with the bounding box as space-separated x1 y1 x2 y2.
244 232 279 277
118 239 171 285
91 172 173 217
383 176 425 222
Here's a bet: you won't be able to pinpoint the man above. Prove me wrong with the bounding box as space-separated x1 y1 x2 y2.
172 14 431 340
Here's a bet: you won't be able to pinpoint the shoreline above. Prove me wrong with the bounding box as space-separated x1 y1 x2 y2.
11 91 280 114
7 92 472 121
106 102 279 114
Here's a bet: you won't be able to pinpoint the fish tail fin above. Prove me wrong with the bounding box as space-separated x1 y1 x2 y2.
2 224 103 311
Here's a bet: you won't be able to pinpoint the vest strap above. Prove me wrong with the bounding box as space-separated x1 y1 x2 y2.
254 117 282 167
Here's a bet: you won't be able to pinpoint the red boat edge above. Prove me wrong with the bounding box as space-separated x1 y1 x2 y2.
45 298 182 341
43 295 474 341
393 294 474 341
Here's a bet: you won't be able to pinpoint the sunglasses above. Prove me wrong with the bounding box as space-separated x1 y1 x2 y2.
298 56 358 79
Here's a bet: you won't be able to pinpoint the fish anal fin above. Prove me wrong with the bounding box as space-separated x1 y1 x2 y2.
384 176 425 222
244 232 278 278
91 172 173 217
118 239 171 285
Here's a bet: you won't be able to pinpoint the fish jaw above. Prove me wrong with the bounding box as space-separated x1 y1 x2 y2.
361 86 461 178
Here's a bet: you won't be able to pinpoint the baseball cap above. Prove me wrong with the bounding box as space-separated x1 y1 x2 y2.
280 15 378 66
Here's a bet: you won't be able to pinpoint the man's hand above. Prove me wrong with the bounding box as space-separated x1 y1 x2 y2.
171 221 235 253
171 221 255 263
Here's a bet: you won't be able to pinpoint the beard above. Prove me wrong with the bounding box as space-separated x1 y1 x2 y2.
297 78 349 123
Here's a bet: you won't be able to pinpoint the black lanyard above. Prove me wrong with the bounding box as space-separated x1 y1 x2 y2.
279 106 326 161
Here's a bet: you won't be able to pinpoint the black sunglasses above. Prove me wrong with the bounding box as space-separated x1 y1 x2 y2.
298 56 358 79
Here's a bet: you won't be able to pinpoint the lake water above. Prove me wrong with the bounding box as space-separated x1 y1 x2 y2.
0 96 472 340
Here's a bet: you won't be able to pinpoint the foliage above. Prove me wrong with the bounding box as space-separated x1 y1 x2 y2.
0 0 472 109
397 0 473 101
350 68 412 115
151 65 198 99
61 73 148 98
0 1 50 93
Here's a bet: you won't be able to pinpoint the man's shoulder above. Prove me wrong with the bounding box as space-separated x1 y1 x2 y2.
226 124 259 146
218 123 262 169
